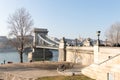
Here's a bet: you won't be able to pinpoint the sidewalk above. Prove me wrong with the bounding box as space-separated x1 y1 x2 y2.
0 61 72 80
0 62 85 80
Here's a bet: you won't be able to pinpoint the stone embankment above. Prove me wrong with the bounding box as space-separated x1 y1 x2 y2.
0 61 74 80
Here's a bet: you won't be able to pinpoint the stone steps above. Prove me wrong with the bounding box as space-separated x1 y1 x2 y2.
82 69 96 79
96 73 107 80
81 64 98 79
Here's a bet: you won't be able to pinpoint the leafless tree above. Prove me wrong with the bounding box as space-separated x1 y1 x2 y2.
105 22 120 46
7 8 33 63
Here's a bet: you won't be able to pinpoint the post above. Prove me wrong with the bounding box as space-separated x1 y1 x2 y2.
94 45 99 64
58 37 66 62
28 52 33 62
74 38 78 63
94 31 101 64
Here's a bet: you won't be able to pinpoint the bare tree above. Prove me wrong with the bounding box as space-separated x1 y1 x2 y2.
7 8 33 63
105 22 120 46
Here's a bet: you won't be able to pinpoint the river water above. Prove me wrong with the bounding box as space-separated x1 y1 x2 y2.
0 50 58 64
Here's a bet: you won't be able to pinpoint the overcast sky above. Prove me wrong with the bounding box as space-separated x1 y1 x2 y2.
0 0 120 40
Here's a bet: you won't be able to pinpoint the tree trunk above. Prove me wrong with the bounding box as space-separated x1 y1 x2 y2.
20 51 23 63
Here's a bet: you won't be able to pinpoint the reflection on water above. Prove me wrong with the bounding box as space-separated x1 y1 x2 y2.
0 50 58 64
50 50 58 61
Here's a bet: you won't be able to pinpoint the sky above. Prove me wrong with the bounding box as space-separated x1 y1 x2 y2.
0 0 120 40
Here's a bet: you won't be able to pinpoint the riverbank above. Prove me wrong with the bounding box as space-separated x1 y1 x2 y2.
0 61 75 80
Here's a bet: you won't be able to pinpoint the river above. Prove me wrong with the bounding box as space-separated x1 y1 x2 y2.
0 50 58 64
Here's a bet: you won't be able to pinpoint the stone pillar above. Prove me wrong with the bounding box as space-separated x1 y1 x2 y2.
58 37 66 62
33 32 38 46
28 52 33 62
94 45 99 64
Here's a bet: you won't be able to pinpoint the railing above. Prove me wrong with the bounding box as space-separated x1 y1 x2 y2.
44 35 59 46
36 45 58 50
38 34 59 46
38 34 55 46
46 35 59 44
98 53 120 65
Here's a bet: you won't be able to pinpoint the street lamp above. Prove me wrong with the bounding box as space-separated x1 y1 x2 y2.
96 31 101 46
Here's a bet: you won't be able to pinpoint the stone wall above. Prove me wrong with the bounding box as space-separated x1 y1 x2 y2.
97 47 120 63
66 47 94 66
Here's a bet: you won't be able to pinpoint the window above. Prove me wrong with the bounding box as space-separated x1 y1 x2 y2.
107 72 114 80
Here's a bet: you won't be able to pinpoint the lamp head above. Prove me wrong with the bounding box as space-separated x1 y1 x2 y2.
96 31 101 36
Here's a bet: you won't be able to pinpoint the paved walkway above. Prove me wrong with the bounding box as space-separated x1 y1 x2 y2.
0 62 62 79
0 61 85 79
6 69 60 78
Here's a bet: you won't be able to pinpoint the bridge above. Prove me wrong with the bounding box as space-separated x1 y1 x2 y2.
29 28 75 62
29 28 94 63
33 28 59 50
28 28 60 61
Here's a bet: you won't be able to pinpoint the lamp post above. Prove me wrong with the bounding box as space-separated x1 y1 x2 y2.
96 31 101 46
105 39 107 47
94 31 101 64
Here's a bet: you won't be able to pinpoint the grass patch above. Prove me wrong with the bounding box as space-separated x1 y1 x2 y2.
36 75 95 80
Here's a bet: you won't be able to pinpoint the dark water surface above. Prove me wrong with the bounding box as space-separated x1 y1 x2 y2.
0 50 58 64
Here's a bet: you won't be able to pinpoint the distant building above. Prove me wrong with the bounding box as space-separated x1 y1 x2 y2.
83 38 93 46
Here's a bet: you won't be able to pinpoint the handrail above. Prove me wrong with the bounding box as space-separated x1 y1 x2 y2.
36 45 58 50
46 35 59 44
38 34 55 46
98 53 120 65
45 35 59 45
